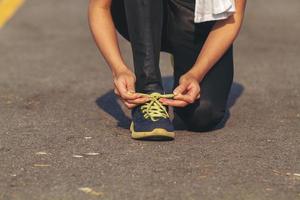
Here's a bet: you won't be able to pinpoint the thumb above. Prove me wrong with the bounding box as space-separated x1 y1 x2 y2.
126 77 136 94
173 82 188 95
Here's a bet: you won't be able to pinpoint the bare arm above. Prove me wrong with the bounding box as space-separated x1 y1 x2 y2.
88 0 128 76
88 0 148 108
161 0 247 107
188 0 247 81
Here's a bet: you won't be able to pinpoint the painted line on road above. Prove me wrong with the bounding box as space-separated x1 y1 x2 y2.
0 0 24 28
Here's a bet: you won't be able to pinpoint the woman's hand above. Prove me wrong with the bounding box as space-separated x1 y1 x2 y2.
160 73 201 107
89 1 149 109
113 69 149 109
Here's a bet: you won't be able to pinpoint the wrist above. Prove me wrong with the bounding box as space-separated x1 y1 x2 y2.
112 65 130 77
185 69 205 82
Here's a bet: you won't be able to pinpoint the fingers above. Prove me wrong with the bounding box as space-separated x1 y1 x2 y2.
122 96 149 109
113 70 146 109
126 76 136 94
114 88 149 109
126 96 149 104
186 83 201 101
114 88 120 96
173 82 188 95
173 83 200 103
160 98 188 107
174 93 194 104
122 99 137 109
114 78 141 100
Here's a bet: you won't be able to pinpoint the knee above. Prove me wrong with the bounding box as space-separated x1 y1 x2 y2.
176 101 225 132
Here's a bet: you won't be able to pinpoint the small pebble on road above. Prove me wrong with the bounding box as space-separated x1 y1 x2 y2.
83 152 100 156
78 187 103 197
294 173 300 177
34 164 50 167
72 155 84 158
35 152 48 155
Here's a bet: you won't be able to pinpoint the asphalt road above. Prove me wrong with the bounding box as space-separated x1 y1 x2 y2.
0 0 299 199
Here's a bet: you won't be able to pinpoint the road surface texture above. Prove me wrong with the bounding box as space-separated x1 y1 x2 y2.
0 0 299 199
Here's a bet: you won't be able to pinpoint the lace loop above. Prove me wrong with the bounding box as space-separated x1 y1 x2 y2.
139 93 174 121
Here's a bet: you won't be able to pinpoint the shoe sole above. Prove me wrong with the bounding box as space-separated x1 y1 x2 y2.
130 122 175 141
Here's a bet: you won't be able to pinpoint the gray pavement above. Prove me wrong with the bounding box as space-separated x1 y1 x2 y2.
0 0 299 199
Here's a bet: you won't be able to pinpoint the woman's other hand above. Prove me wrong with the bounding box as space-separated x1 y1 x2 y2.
160 73 201 107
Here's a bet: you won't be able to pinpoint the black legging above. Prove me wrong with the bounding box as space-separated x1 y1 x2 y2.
111 0 234 132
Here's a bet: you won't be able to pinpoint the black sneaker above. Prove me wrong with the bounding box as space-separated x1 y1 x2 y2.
130 93 175 140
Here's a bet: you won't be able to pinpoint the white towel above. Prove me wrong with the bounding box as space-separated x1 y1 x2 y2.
194 0 236 23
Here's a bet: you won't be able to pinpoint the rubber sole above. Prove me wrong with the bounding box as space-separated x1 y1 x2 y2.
130 122 175 141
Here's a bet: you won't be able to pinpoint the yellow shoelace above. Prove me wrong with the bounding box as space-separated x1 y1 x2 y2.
139 93 174 122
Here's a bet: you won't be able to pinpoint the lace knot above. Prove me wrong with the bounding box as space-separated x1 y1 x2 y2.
140 92 174 121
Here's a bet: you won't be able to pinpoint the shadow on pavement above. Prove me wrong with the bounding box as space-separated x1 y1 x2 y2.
95 76 244 130
95 90 131 129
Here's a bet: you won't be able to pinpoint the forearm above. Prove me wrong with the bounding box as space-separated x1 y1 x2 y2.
88 0 128 76
188 0 247 82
